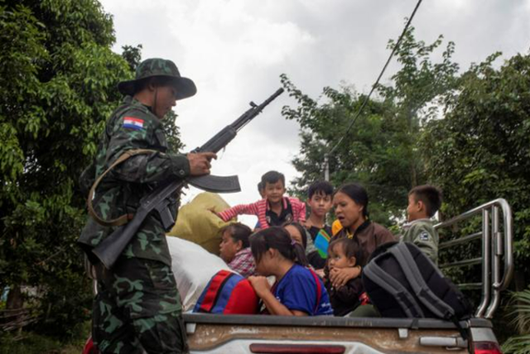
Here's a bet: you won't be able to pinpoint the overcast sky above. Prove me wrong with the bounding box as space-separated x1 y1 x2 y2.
99 0 530 226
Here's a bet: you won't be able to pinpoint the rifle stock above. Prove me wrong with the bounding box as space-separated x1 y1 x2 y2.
91 88 284 269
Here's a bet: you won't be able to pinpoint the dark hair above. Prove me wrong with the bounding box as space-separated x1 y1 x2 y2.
409 185 442 217
220 223 253 248
282 222 308 249
250 227 308 266
134 76 175 94
336 183 369 218
257 181 264 195
261 171 285 187
328 237 362 264
308 181 334 199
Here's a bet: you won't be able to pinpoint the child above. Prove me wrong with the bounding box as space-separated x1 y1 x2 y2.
217 171 306 229
283 222 308 249
257 181 265 199
324 238 364 316
329 183 395 289
305 181 334 239
219 223 255 277
254 181 266 229
304 181 334 269
402 185 442 265
247 227 333 316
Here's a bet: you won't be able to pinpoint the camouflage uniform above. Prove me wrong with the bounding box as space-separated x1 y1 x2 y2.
400 218 439 265
78 58 197 353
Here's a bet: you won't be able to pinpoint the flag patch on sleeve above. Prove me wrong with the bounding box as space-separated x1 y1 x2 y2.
123 117 144 130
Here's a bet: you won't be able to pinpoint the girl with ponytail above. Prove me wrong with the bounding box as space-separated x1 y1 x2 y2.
248 227 333 316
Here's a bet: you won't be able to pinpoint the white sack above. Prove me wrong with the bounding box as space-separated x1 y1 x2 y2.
166 236 231 312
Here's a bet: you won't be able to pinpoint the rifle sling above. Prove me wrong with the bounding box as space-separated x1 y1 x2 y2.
87 149 159 227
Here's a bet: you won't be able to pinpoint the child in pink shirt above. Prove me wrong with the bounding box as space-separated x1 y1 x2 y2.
217 171 306 229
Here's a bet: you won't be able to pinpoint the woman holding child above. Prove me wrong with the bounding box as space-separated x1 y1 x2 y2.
329 183 395 289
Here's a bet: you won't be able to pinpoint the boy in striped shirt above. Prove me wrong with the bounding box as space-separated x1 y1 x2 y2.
216 171 306 229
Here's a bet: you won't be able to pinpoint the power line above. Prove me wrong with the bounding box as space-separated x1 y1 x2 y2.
325 0 424 161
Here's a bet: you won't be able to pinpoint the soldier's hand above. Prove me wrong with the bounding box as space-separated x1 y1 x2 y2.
188 152 217 176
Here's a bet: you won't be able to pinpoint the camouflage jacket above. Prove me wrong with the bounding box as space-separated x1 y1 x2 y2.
78 96 190 266
400 218 439 265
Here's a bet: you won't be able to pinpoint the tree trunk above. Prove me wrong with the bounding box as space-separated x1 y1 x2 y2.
6 284 23 310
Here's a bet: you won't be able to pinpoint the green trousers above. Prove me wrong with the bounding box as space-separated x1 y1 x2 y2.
92 257 188 353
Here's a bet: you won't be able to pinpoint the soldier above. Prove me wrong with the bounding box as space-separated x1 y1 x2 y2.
78 58 215 353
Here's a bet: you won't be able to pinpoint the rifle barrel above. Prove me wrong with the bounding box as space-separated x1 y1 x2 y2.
232 88 284 131
91 88 284 269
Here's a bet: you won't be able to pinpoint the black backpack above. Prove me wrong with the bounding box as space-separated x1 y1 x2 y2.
363 242 473 338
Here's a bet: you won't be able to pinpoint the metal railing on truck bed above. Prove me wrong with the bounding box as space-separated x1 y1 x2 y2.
435 198 514 319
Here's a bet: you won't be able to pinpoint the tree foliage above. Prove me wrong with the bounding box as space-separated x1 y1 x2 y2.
284 24 530 344
422 51 530 283
281 27 458 225
0 0 129 338
501 287 530 353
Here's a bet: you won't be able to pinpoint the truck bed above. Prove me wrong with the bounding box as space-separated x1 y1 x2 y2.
183 313 492 353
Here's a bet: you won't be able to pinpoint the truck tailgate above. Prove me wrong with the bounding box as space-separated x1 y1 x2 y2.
183 314 492 353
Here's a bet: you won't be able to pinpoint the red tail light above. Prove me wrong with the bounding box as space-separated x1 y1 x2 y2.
473 341 503 354
82 336 100 354
250 343 345 354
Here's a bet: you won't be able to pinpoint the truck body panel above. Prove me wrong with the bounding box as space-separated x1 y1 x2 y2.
183 314 497 353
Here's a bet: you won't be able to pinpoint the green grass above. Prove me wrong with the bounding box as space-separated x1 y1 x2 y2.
501 287 530 354
0 322 90 354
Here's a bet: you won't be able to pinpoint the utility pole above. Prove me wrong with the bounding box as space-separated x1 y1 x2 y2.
323 154 330 182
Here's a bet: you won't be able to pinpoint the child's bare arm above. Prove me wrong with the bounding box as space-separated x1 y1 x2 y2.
248 276 307 316
217 201 260 221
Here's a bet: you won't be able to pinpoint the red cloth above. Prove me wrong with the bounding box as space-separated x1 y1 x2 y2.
228 248 256 277
218 197 306 229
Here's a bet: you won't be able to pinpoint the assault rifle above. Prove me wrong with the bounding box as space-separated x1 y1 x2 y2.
92 88 284 269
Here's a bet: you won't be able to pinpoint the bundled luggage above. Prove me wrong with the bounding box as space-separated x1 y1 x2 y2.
193 270 259 315
167 192 232 255
167 236 231 311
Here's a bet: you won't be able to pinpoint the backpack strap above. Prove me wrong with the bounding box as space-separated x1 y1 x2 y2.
283 197 294 223
87 149 159 227
390 243 469 340
309 268 322 315
194 270 235 313
389 243 455 318
364 258 424 317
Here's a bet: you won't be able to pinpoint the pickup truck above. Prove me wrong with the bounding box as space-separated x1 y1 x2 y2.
182 198 514 354
83 198 514 353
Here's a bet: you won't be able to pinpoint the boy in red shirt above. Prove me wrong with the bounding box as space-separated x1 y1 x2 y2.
216 171 306 229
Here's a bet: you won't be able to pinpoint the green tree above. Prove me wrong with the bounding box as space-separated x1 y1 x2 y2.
422 51 530 291
281 27 459 225
281 80 403 224
378 27 459 187
0 0 131 338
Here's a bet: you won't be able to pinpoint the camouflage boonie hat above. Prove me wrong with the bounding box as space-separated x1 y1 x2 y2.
118 58 197 99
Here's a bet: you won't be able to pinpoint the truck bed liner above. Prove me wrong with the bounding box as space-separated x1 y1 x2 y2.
183 313 491 329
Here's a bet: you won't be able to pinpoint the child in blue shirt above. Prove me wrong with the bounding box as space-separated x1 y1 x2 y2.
248 227 333 316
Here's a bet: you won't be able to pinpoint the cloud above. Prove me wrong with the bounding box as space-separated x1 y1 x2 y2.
99 0 530 227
